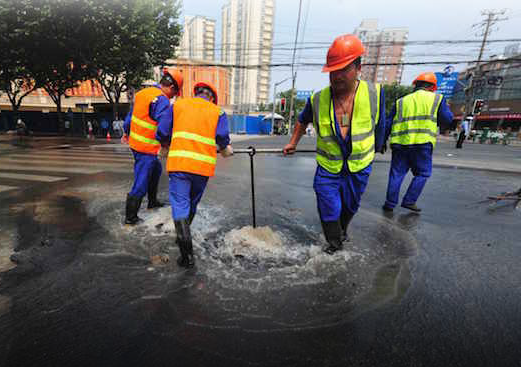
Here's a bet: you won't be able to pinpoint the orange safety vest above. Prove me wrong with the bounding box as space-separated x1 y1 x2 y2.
167 98 220 177
128 87 165 154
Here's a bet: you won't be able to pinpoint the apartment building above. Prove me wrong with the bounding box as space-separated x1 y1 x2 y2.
179 15 216 61
354 19 408 84
221 0 275 109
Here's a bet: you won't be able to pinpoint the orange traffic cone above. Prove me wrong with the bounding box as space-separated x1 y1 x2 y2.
106 131 111 141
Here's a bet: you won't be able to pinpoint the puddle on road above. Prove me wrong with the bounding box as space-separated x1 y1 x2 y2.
2 180 419 331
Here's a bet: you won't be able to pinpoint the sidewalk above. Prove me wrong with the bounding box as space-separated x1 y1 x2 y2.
437 134 521 146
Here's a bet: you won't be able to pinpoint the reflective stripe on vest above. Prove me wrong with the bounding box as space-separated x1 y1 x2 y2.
172 131 216 146
390 91 441 147
312 80 380 173
128 87 164 154
166 97 221 177
168 150 217 164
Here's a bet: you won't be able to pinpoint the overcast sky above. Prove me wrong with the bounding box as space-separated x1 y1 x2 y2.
183 0 520 97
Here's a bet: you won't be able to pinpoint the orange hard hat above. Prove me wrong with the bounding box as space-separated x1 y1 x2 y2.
194 81 218 104
163 67 184 96
413 72 437 90
322 34 365 73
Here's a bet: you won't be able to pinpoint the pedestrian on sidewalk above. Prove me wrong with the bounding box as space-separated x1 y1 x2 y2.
456 116 471 149
87 120 94 139
156 81 233 268
64 119 71 136
283 34 386 255
382 72 454 213
101 117 109 137
121 68 183 225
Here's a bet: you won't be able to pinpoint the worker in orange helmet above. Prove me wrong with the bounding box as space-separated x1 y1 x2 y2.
156 81 233 268
382 72 453 212
121 67 183 225
283 34 387 255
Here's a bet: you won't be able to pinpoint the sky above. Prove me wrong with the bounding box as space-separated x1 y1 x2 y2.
182 0 521 98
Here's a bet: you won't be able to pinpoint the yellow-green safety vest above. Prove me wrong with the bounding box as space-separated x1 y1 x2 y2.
390 90 442 148
312 80 380 174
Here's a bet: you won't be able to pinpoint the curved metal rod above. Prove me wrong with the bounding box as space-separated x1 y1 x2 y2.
233 148 316 154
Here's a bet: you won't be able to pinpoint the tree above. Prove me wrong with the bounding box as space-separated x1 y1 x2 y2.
0 0 41 119
26 0 100 127
383 82 414 116
278 89 307 123
94 0 182 119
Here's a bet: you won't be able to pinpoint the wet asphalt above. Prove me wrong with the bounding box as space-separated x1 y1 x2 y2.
0 136 520 367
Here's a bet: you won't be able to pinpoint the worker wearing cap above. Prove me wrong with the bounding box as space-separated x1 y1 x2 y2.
283 34 386 255
382 72 454 212
156 81 233 268
122 68 183 225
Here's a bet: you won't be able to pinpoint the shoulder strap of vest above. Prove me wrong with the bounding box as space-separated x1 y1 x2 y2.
396 97 404 122
312 89 323 138
367 81 378 127
431 94 442 117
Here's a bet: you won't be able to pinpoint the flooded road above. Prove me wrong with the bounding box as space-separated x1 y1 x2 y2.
0 142 520 366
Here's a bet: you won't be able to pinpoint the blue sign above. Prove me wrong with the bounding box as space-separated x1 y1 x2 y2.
296 90 313 100
435 67 459 98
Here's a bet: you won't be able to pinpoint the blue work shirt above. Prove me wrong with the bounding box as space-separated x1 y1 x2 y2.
385 92 454 149
123 84 173 136
297 86 386 177
156 95 231 150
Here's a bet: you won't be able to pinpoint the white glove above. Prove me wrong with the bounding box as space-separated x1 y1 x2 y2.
220 145 233 157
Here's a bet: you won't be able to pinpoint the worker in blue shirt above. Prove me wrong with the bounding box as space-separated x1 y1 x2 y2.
156 82 233 267
283 34 386 254
382 72 454 212
121 68 183 225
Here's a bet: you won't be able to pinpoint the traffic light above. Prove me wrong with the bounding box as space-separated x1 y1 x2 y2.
280 97 286 112
472 99 484 115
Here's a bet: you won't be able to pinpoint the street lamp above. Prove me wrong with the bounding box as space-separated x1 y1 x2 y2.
272 77 292 134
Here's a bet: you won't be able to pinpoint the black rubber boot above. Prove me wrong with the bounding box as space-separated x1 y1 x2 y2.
188 211 195 226
321 220 343 255
174 219 195 268
401 203 422 212
147 184 165 209
340 210 354 244
125 194 143 225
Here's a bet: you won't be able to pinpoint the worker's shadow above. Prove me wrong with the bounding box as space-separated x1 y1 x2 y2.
382 209 421 231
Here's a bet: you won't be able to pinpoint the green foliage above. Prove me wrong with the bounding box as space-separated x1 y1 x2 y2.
94 0 182 118
0 0 42 113
383 82 414 116
0 0 182 121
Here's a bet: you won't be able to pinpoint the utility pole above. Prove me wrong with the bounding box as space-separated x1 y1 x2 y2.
464 9 508 119
287 0 303 134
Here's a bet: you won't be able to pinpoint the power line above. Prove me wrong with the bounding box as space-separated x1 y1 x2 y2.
187 38 521 53
166 58 521 70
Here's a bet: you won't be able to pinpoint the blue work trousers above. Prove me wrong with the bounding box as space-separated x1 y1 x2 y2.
385 145 433 208
129 150 162 198
313 165 372 222
169 172 209 220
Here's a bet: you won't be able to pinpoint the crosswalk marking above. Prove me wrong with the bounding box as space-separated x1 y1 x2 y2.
0 173 68 182
0 145 150 194
7 154 132 164
0 185 17 193
0 164 104 174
